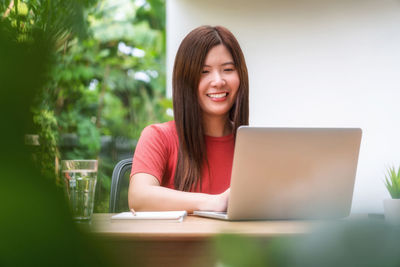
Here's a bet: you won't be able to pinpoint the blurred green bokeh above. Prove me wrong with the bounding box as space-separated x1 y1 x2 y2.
0 2 106 267
0 0 158 265
214 219 400 267
1 0 169 213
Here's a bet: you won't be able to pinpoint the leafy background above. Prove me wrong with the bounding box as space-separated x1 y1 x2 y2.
1 0 170 212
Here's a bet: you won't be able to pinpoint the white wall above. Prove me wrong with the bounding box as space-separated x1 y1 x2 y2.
167 0 400 213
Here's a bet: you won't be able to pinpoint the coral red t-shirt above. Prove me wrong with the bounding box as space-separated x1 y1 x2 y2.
130 121 234 194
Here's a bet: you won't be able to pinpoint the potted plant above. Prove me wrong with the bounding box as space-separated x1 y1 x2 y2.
383 165 400 224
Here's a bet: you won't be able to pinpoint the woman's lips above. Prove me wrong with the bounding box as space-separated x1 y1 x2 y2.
206 92 229 101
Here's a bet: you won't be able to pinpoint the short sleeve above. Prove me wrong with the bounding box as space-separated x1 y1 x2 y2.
130 125 169 184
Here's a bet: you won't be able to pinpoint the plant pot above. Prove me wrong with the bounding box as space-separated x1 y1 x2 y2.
383 199 400 225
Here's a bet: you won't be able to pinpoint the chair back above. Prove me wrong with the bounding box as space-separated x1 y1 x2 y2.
109 158 132 213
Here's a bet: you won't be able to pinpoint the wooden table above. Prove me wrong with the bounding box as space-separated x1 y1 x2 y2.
90 213 316 267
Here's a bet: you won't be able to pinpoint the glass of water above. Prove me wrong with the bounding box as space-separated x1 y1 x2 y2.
61 160 98 222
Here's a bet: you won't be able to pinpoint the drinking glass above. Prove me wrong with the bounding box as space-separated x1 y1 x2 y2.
61 160 98 221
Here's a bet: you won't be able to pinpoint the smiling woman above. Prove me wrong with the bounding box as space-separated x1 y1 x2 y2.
128 25 249 213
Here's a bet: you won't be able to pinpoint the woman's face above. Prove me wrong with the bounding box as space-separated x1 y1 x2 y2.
197 44 240 120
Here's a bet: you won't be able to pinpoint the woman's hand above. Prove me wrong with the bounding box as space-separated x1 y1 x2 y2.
199 188 230 212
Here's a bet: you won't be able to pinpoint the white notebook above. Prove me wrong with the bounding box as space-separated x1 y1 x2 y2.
111 211 187 222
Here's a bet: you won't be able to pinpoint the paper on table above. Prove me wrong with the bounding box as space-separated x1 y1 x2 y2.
111 211 187 222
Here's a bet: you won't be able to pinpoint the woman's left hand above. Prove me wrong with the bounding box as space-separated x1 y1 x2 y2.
199 188 230 212
216 188 230 212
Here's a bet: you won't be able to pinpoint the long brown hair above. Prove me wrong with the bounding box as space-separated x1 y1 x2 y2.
172 25 249 191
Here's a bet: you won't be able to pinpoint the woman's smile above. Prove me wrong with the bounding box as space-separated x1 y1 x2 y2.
206 92 229 101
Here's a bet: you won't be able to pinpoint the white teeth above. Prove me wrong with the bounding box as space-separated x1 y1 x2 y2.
207 93 227 98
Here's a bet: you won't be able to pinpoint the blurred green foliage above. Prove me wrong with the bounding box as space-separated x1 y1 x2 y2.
214 219 400 267
214 234 291 266
1 0 170 212
0 0 113 265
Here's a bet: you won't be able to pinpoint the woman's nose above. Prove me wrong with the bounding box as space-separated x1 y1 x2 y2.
210 72 226 88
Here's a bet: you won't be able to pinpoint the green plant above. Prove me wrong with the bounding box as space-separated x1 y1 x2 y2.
1 0 169 213
384 166 400 199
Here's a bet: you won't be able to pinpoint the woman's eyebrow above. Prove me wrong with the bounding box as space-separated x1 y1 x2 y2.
203 61 235 67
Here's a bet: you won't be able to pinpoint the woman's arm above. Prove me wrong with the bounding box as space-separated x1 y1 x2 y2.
128 173 229 213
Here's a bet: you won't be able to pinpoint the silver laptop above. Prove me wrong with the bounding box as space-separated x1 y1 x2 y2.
194 126 362 220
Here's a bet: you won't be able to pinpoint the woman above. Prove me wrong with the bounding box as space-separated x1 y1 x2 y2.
128 25 249 212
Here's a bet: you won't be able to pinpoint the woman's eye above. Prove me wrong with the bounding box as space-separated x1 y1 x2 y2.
224 68 234 72
201 70 209 74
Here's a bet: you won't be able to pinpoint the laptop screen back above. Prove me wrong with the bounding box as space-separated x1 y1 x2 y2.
227 127 362 220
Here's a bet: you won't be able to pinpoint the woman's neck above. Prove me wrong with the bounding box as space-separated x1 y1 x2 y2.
202 115 232 137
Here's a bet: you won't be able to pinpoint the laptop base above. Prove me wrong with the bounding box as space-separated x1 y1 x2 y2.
193 211 229 220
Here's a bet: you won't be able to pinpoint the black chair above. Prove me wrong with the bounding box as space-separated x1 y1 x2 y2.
109 158 132 213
